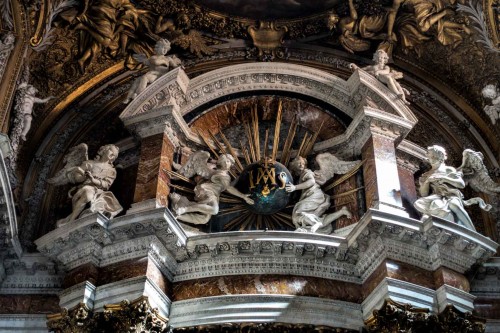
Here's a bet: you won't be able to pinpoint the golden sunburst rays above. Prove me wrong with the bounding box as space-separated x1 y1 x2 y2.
167 98 361 232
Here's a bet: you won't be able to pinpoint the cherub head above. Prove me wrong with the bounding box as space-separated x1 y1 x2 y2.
217 154 235 171
481 84 498 100
426 145 447 165
289 156 307 175
326 11 339 31
373 49 389 66
154 39 171 55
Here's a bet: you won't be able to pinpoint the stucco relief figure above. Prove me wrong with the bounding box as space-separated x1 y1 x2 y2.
481 84 500 125
330 0 389 54
169 151 254 225
123 39 182 104
14 83 55 141
48 143 123 226
285 154 359 234
350 50 410 105
60 0 156 71
387 0 471 49
414 145 495 231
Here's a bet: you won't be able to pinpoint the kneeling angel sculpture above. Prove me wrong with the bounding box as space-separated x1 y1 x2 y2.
285 153 360 234
169 151 254 225
414 145 499 231
48 143 123 226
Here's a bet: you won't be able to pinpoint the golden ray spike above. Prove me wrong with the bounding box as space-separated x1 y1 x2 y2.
164 169 195 185
224 212 251 231
219 131 244 172
297 133 309 158
244 120 257 163
272 99 283 161
323 160 365 192
220 196 246 204
263 217 272 230
239 212 255 231
219 205 249 216
304 121 324 156
263 128 269 166
281 115 298 166
240 141 252 165
274 212 295 228
267 214 284 228
208 131 238 178
252 105 261 161
331 186 365 200
168 184 194 193
256 214 262 230
196 128 219 158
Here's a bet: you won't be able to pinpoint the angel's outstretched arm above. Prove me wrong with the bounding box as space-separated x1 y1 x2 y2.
226 186 254 205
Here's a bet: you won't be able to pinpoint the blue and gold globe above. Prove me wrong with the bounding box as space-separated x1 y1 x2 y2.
235 161 293 215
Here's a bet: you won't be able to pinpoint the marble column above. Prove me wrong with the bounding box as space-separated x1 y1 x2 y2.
362 122 407 216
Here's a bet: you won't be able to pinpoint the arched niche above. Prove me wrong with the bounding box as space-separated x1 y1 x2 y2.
121 62 417 157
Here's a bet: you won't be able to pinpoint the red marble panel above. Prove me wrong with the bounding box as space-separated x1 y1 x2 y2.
146 259 171 297
134 133 174 205
433 267 470 292
333 176 360 229
362 261 388 298
397 166 417 205
386 260 435 290
173 275 362 303
62 263 99 288
474 297 500 319
0 295 60 314
97 258 148 286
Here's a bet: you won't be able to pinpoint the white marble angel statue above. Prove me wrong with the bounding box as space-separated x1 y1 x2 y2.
285 153 360 234
414 145 497 231
169 151 254 225
123 39 182 104
481 84 500 125
15 83 54 141
350 49 410 105
47 143 123 226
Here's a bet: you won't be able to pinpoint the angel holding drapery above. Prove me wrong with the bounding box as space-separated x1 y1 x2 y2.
285 153 360 234
414 145 498 231
47 143 123 226
169 151 254 225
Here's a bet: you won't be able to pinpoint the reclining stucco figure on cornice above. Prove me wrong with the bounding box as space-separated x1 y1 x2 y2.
350 50 410 104
47 143 123 226
414 145 499 231
124 39 182 104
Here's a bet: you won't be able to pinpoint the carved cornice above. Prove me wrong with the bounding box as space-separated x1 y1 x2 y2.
47 296 168 333
365 299 486 333
172 323 357 333
174 209 498 283
35 209 187 276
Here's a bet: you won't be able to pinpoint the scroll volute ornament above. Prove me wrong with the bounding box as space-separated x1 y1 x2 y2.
248 21 288 56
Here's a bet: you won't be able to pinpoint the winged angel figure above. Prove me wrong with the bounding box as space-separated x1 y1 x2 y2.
169 151 254 225
414 146 499 231
285 153 360 234
47 143 123 226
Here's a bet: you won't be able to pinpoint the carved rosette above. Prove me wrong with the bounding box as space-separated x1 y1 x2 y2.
364 299 486 333
47 296 168 333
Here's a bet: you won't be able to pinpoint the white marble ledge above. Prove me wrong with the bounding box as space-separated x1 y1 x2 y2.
35 209 187 260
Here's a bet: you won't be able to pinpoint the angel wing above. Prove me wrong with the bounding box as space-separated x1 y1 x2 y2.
314 153 360 185
457 149 500 195
132 53 149 65
47 143 88 185
174 150 214 179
